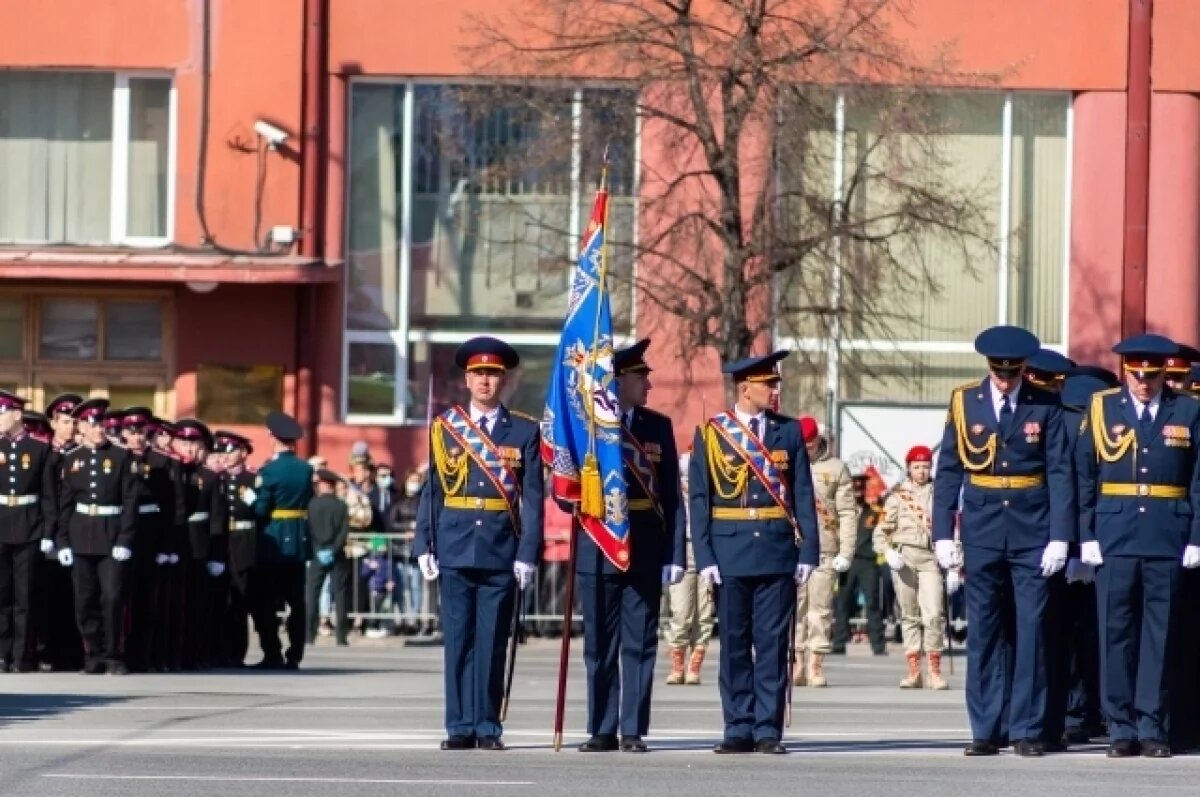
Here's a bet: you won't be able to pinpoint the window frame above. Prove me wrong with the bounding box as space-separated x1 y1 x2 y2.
341 77 641 426
0 69 176 247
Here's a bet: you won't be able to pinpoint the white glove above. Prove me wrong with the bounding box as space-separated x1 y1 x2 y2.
935 539 959 570
884 548 906 572
207 561 226 577
1080 540 1104 566
831 554 851 573
699 565 722 586
39 539 54 555
945 568 962 595
168 553 180 565
241 487 257 506
1183 545 1200 569
57 548 74 567
111 546 132 562
795 563 814 585
155 553 169 566
417 553 439 581
513 560 535 590
662 565 685 585
1040 540 1069 578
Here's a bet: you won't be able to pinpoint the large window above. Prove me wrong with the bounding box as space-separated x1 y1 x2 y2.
0 71 174 245
777 91 1071 407
0 291 173 415
345 82 638 422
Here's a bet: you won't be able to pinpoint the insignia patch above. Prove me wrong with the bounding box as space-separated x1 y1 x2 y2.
499 446 520 460
255 475 263 488
102 459 112 474
20 453 30 470
770 450 789 463
71 460 82 473
0 453 6 466
1112 425 1126 435
1023 422 1041 434
1163 425 1191 440
970 424 985 436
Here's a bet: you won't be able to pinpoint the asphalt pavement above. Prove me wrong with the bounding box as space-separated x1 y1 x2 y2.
1 637 1197 796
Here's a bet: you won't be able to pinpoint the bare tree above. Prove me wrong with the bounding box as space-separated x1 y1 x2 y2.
461 0 999 401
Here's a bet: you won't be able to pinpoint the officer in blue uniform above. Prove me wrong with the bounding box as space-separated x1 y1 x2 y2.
688 351 820 755
1076 334 1200 758
247 411 313 670
415 336 544 752
573 339 686 753
933 325 1074 757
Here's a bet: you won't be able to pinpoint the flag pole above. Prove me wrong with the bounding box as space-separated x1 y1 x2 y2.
552 516 579 752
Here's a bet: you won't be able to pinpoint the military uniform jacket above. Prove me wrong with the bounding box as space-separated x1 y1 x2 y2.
874 479 934 552
933 378 1074 551
128 448 183 555
251 450 314 565
1076 386 1200 558
574 407 686 576
0 431 56 545
414 405 544 571
181 461 222 561
809 442 857 560
56 441 138 555
217 466 258 573
688 410 821 577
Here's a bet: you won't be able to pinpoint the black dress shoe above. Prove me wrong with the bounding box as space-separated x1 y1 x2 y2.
1142 740 1171 758
963 740 999 756
106 661 129 676
477 736 506 751
1041 739 1067 753
713 738 755 754
1013 739 1044 757
253 657 286 670
284 661 300 671
1062 728 1092 746
620 736 648 753
10 661 35 673
756 738 787 754
440 735 476 751
578 735 619 752
83 659 106 675
1107 739 1139 758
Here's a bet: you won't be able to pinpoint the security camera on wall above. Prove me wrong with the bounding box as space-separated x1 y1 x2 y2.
254 119 290 149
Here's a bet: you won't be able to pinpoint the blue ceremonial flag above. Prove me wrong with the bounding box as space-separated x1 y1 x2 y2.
540 176 631 570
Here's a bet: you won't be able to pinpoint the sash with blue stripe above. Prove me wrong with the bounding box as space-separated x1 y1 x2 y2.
440 406 520 529
622 427 663 519
709 412 801 540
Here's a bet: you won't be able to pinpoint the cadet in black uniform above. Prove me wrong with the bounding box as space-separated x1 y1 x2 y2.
119 407 184 672
56 398 138 674
40 394 84 672
0 390 57 672
214 430 258 667
174 419 224 670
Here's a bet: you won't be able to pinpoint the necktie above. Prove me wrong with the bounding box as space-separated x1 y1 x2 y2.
998 395 1013 437
1140 404 1153 432
749 418 760 438
478 416 490 438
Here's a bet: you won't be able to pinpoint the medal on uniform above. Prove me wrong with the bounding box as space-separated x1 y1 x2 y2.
0 453 6 466
20 453 29 470
1112 424 1126 435
103 459 112 474
970 424 985 436
1023 421 1041 444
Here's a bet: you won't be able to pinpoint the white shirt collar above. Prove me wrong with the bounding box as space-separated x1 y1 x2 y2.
734 407 766 430
1129 389 1163 420
471 404 500 427
989 380 1021 420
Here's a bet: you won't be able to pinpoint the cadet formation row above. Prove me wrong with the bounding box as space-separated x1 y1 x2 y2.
413 331 1200 759
0 396 316 674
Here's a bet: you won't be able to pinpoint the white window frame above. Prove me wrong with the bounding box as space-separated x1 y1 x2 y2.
341 79 640 426
777 90 1074 407
111 71 177 247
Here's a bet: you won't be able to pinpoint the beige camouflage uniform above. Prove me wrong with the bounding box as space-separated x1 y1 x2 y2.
873 479 945 654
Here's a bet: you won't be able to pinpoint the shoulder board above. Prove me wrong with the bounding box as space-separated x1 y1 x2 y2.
765 410 797 424
952 379 982 394
1095 387 1121 398
508 409 538 423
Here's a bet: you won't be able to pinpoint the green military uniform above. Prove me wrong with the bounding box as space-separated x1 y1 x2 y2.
248 411 313 669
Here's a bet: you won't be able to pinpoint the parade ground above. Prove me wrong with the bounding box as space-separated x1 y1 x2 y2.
0 640 1195 796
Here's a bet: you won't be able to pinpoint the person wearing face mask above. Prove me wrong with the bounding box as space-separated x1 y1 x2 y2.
388 468 426 634
875 445 946 690
934 325 1074 758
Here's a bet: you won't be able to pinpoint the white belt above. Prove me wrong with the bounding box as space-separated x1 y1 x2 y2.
0 494 37 507
188 512 211 522
229 520 255 531
76 503 121 517
139 504 161 514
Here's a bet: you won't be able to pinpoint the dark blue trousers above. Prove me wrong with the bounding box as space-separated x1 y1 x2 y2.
577 570 661 737
1044 576 1102 742
963 544 1048 743
440 567 515 739
716 574 793 743
1096 556 1180 743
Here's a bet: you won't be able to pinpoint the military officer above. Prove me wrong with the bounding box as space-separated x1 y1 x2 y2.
174 419 224 670
689 351 821 755
40 394 83 672
1076 335 1200 758
793 415 857 686
415 336 544 752
119 407 183 672
56 398 139 674
572 339 685 753
1162 344 1200 393
1025 348 1072 393
102 411 124 446
245 411 313 670
933 325 1074 757
21 411 51 441
213 430 258 667
0 391 56 672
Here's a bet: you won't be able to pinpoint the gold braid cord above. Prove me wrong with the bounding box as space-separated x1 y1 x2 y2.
951 389 996 472
430 419 468 497
1089 393 1136 469
704 424 748 500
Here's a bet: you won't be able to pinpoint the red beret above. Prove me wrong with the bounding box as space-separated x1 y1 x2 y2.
906 445 933 464
799 416 819 443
